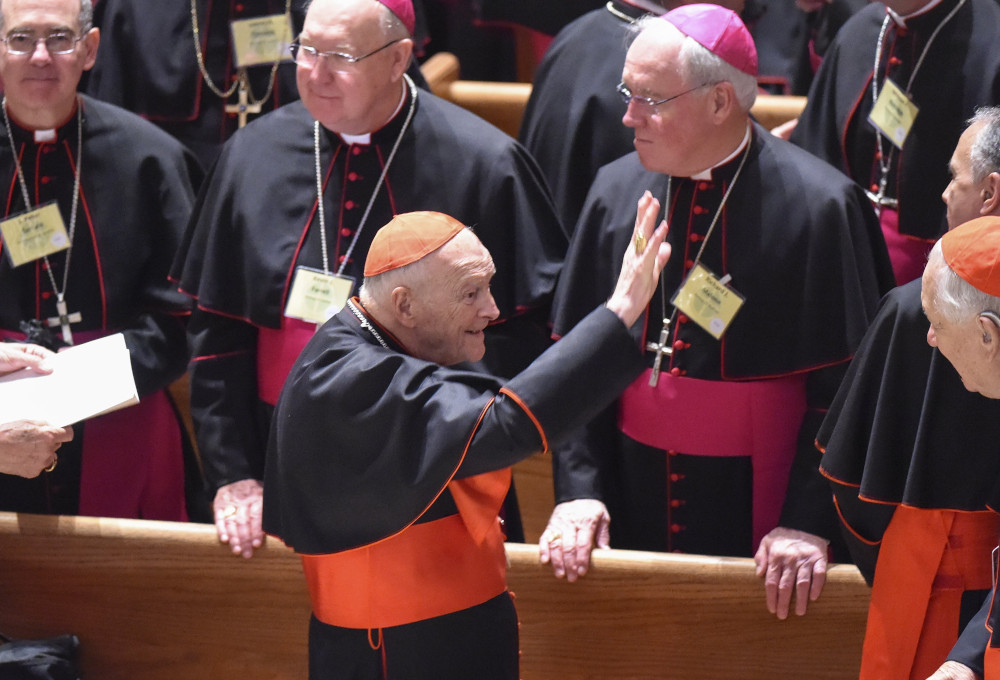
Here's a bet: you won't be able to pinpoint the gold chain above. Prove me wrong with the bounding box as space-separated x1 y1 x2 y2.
189 0 291 102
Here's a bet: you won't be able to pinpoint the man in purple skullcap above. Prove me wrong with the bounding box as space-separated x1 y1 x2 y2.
539 2 894 634
171 0 566 559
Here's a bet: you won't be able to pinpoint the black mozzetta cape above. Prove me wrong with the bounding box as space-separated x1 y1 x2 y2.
171 89 566 489
85 0 306 168
790 0 1000 241
550 126 894 555
818 279 1000 572
519 1 651 231
263 304 643 554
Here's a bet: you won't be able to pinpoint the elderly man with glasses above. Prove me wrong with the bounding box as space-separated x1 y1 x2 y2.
539 4 894 616
171 0 567 559
0 0 203 520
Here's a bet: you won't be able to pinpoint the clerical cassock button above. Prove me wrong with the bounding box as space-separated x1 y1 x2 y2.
693 205 707 215
669 473 685 482
670 367 686 377
689 233 702 242
677 314 689 324
351 146 362 155
684 259 695 269
697 181 710 191
672 339 688 351
344 200 356 210
667 449 678 456
670 523 684 533
889 56 902 66
670 499 684 508
347 172 359 181
340 228 353 237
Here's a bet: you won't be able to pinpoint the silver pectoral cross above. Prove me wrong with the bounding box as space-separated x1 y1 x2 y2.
225 75 263 129
865 175 899 216
46 297 81 345
646 318 672 387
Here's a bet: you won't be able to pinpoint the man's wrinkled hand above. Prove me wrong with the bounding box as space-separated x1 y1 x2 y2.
538 499 610 582
754 526 829 619
214 478 265 559
924 661 979 680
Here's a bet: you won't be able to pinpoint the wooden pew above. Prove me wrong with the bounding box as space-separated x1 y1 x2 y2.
0 512 869 680
420 52 808 138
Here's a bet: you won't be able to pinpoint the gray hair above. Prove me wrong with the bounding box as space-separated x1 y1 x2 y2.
0 0 93 34
926 240 1000 324
969 106 1000 183
632 15 757 112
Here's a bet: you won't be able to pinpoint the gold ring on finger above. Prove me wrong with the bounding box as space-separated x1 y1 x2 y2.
634 232 647 255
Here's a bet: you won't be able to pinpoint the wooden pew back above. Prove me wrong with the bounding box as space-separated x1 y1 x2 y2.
0 513 868 679
421 52 807 138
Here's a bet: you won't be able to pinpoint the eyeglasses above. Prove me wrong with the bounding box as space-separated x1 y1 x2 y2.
2 30 83 55
289 39 401 72
616 81 712 114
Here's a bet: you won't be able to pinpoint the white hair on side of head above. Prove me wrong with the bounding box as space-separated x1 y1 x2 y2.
969 106 1000 184
678 36 757 112
926 240 1000 324
629 15 756 112
0 0 93 33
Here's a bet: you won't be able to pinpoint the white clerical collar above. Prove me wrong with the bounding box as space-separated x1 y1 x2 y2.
338 81 408 146
34 128 56 143
887 0 945 26
690 124 751 181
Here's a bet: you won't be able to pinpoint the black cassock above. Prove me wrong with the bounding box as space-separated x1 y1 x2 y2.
791 0 1000 244
264 304 644 680
0 96 202 518
85 0 307 169
519 0 652 232
551 125 894 557
171 86 566 513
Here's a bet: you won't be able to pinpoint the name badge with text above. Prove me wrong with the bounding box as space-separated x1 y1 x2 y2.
671 264 744 340
0 202 70 267
231 14 293 67
868 79 919 150
284 267 355 325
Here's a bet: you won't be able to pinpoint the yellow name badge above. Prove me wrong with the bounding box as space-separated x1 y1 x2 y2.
0 202 70 267
284 267 355 325
230 14 293 67
671 264 745 340
868 79 919 150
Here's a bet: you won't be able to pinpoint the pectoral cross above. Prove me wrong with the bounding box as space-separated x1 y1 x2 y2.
46 297 81 345
225 76 263 129
646 318 672 387
865 173 899 216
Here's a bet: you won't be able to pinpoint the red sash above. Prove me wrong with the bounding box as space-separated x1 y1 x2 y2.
618 370 807 547
256 317 317 405
1 328 187 520
880 208 934 286
299 469 510 630
860 507 998 680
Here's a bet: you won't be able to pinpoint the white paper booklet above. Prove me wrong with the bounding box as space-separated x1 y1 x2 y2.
0 333 139 426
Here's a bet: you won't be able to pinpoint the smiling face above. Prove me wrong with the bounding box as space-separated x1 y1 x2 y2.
406 229 500 366
296 0 411 135
0 0 97 129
